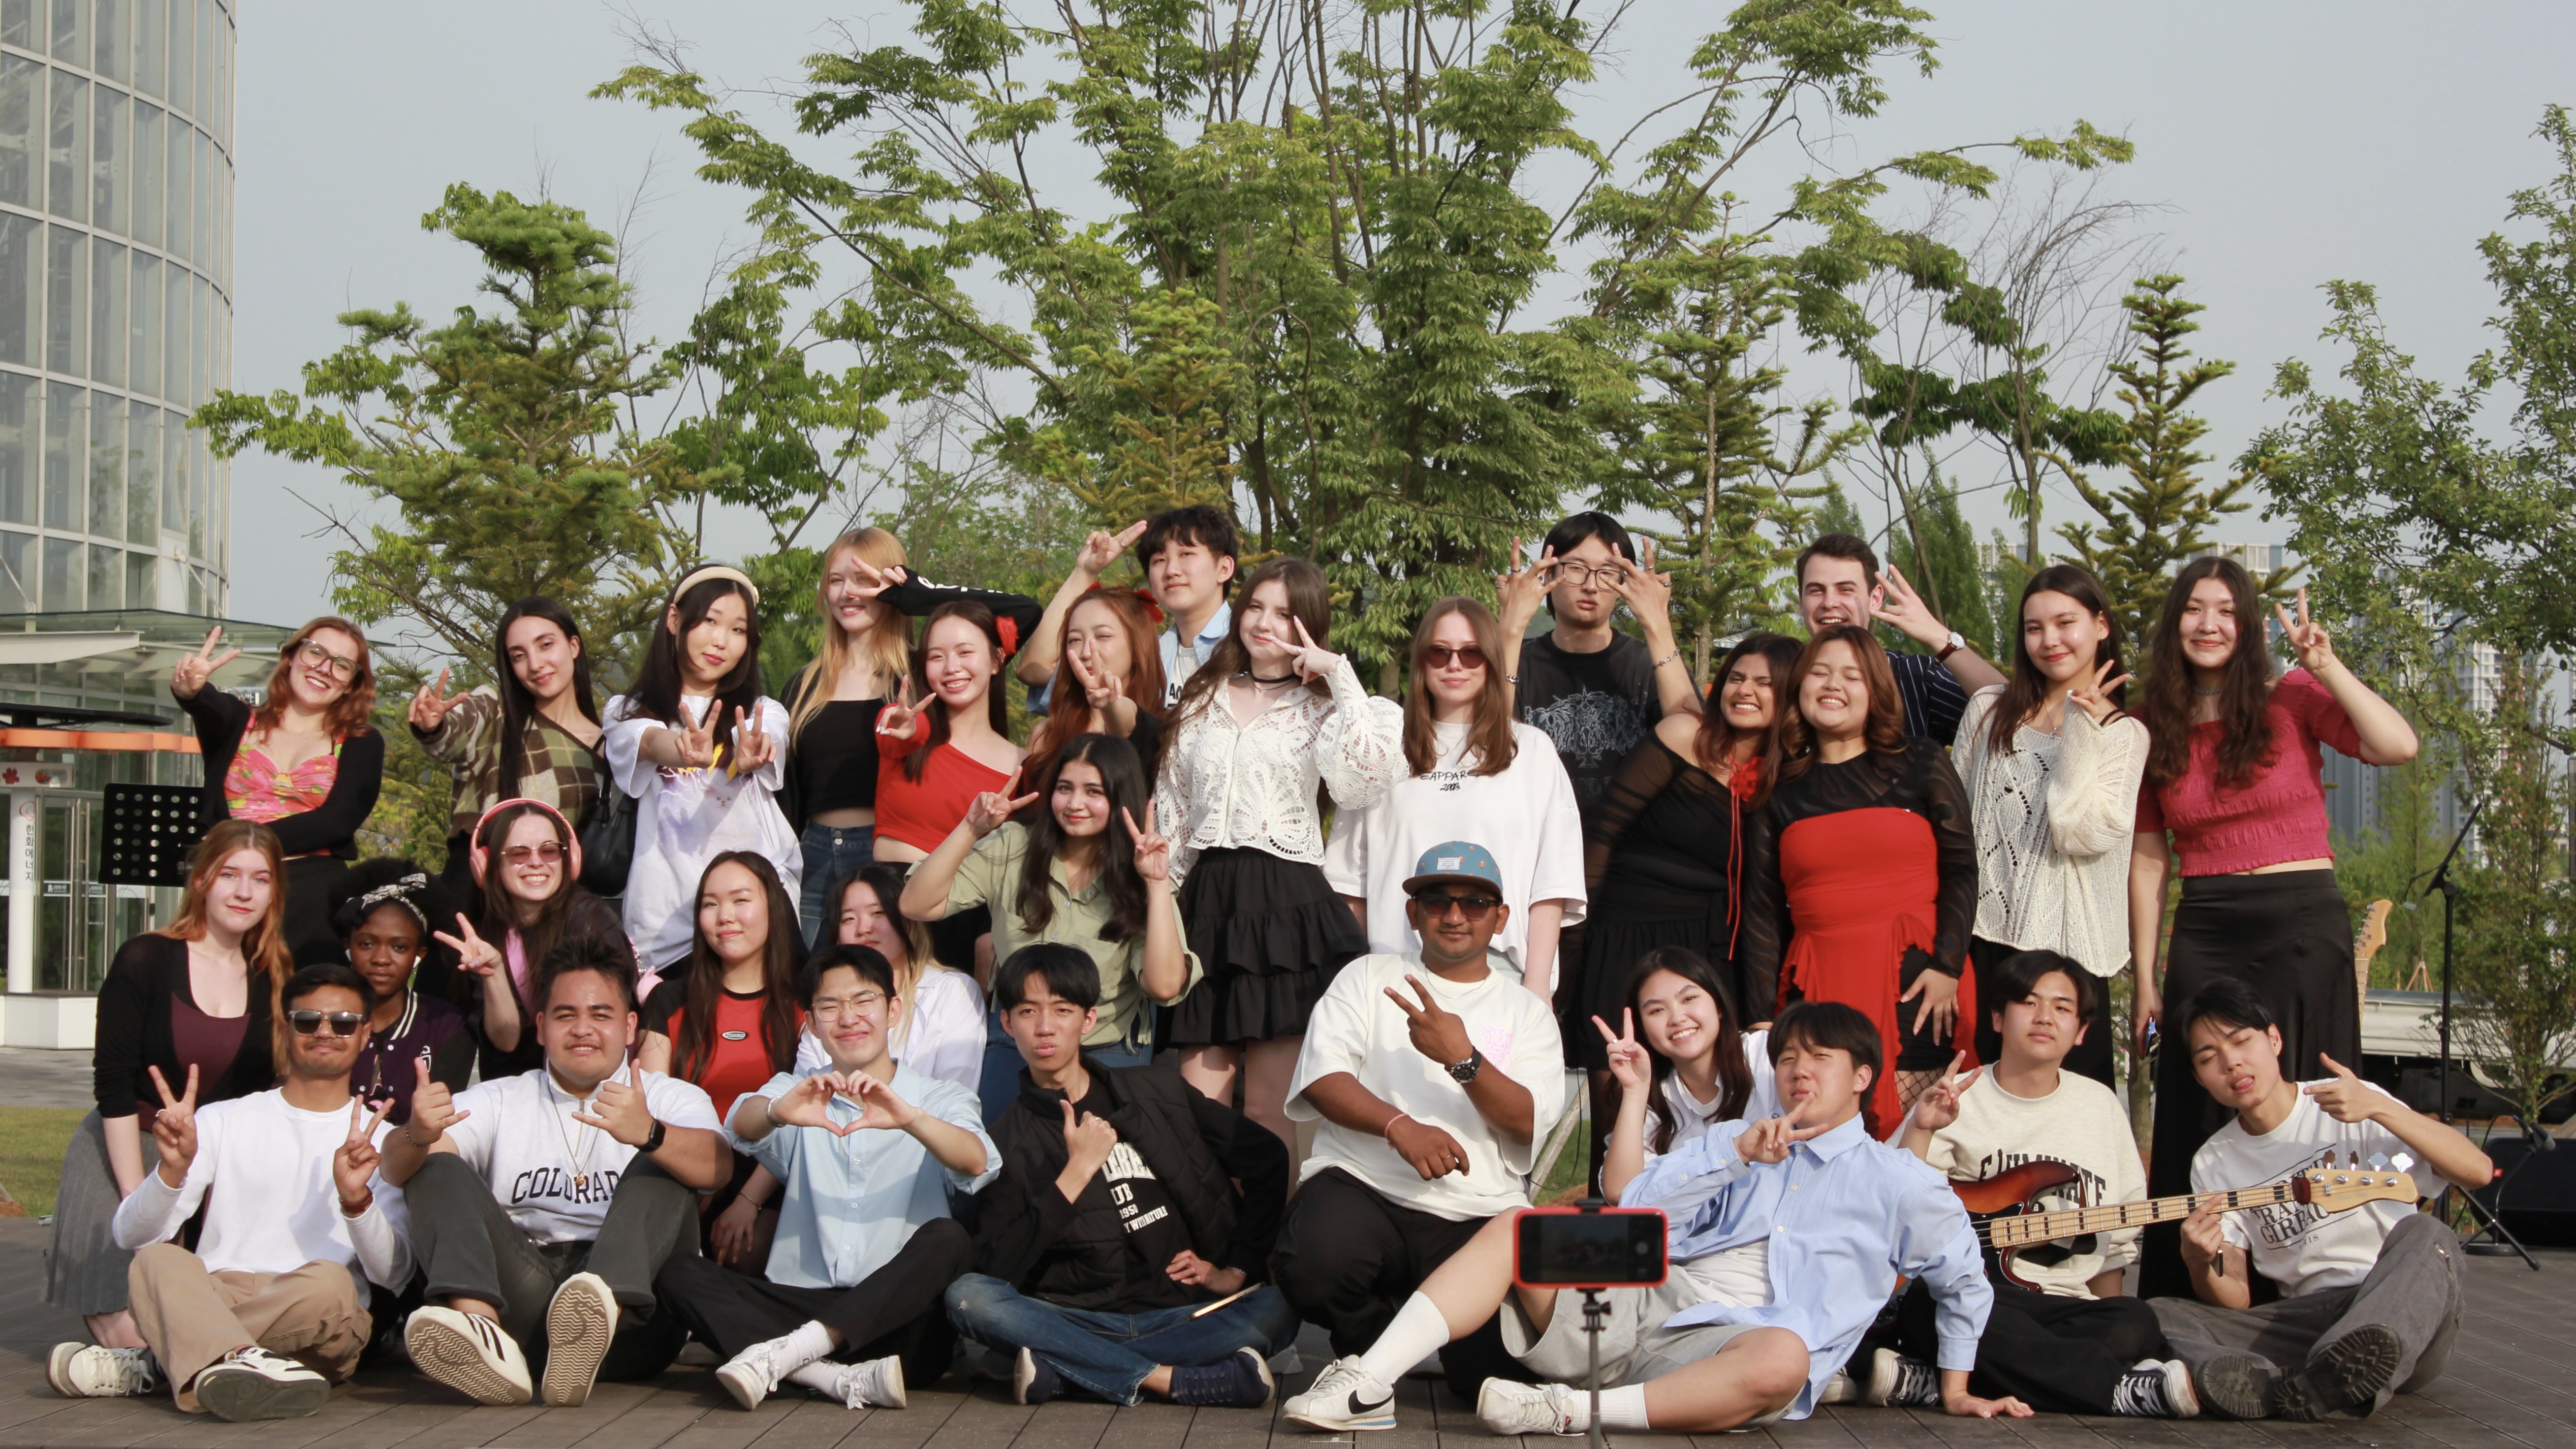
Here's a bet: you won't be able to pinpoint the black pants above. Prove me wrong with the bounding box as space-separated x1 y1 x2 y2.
655 1216 969 1386
1968 937 2117 1089
1882 1278 2167 1414
404 1153 696 1379
1270 1167 1530 1404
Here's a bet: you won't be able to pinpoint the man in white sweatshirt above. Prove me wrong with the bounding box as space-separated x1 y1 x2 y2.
47 962 414 1421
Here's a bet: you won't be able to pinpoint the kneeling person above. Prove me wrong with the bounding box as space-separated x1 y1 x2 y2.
1285 1001 2021 1435
945 944 1296 1409
657 943 998 1410
383 935 729 1407
49 963 412 1420
2154 979 2491 1421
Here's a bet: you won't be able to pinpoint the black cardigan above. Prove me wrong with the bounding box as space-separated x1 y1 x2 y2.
92 933 278 1118
179 687 386 859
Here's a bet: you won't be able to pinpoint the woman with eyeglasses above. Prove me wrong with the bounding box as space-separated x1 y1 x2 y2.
443 799 632 1080
49 821 293 1356
832 864 985 1093
1324 597 1583 995
171 619 385 965
326 858 474 1125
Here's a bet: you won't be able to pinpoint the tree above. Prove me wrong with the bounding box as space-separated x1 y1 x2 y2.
1884 447 1997 657
2453 659 2576 1126
2331 748 2455 989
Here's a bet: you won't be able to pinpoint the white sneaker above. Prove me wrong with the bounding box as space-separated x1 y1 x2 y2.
193 1346 331 1422
405 1307 533 1406
47 1343 158 1399
1816 1365 1860 1405
715 1333 804 1411
1282 1356 1397 1432
800 1354 906 1409
1476 1379 1584 1437
542 1272 620 1407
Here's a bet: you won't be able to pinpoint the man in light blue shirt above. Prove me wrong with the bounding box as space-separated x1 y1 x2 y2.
1283 1000 2016 1436
654 943 998 1412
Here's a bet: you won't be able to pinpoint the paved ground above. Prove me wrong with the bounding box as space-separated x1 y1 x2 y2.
0 1217 2570 1448
0 1049 94 1110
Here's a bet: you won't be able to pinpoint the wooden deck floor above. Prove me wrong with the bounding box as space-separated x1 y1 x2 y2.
2 1218 2572 1449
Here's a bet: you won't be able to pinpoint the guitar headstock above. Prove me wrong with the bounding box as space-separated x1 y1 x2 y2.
2355 899 2392 972
2291 1163 2418 1211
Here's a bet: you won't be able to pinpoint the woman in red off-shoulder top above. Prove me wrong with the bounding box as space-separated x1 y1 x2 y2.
2127 557 2418 1298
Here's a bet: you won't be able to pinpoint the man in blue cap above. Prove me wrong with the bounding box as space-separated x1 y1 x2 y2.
1270 841 1568 1407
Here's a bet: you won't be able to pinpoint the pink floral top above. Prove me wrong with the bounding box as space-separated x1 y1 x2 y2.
224 743 341 825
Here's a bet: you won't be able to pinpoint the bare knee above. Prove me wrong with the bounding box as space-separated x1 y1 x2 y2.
1737 1331 1810 1405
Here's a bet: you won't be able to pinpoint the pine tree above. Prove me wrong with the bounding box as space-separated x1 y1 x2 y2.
1886 450 1998 657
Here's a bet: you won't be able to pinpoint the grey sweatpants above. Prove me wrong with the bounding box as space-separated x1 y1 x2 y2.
2150 1212 2463 1414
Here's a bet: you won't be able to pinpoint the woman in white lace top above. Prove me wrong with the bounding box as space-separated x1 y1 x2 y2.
1953 563 2146 1087
1156 557 1403 1148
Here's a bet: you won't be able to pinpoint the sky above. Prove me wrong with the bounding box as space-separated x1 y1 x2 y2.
221 1 2576 630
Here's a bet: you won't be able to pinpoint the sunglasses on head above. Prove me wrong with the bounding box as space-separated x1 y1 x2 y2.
289 1010 366 1037
1423 645 1487 670
1411 889 1500 921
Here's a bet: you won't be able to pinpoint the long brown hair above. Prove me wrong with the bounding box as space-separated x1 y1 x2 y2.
904 601 1011 782
1015 734 1152 941
1173 556 1333 723
1627 948 1751 1156
790 528 913 740
1027 588 1168 786
1403 596 1516 777
252 617 376 739
1692 633 1801 775
472 801 617 1014
1986 563 2128 757
671 852 804 1085
1773 624 1907 786
834 865 935 1049
2143 556 2276 791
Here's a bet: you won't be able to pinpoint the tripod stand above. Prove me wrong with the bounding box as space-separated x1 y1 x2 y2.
1581 1288 1611 1449
2413 795 2539 1269
2459 1114 2548 1267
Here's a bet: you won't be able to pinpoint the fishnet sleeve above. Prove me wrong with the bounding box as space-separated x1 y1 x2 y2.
1916 740 1979 973
1586 737 1680 897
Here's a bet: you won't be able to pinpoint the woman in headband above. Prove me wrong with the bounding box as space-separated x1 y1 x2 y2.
327 858 474 1124
446 798 633 1080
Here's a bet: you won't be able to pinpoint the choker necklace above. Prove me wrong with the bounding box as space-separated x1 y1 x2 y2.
1246 671 1300 686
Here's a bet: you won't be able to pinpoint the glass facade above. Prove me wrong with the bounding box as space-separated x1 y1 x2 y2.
0 0 228 619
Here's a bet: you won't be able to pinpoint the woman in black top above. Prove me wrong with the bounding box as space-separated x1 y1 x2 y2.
49 821 294 1347
171 618 386 965
327 858 475 1124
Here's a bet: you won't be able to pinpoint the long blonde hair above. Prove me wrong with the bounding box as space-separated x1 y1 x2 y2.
161 821 296 1063
790 527 914 738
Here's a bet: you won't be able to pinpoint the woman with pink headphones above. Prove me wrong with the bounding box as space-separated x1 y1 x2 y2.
436 798 635 1080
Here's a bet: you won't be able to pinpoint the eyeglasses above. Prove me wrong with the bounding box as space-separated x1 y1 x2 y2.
501 841 565 866
294 640 360 681
1411 890 1501 922
1550 563 1629 588
289 1010 366 1037
810 991 888 1020
1422 645 1487 670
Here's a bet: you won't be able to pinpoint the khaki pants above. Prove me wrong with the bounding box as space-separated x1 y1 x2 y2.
127 1242 368 1413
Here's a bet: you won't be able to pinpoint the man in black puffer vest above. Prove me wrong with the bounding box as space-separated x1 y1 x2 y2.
945 944 1297 1410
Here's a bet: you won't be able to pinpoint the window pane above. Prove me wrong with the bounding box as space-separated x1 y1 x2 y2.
86 236 118 385
122 393 148 541
158 106 182 260
1 3 40 51
186 416 200 554
88 83 122 236
0 211 36 366
126 247 151 394
191 125 205 264
189 269 203 402
41 379 74 528
196 0 210 134
0 528 27 610
0 55 36 209
162 0 183 115
41 534 74 608
0 369 33 525
84 385 116 538
157 402 177 529
131 0 157 101
45 68 82 222
128 100 156 248
48 0 83 64
159 253 178 397
89 0 119 82
120 543 145 607
84 526 112 605
211 0 225 149
44 221 79 372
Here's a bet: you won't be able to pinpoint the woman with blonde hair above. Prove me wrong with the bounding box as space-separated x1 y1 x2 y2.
171 618 384 963
47 821 295 1364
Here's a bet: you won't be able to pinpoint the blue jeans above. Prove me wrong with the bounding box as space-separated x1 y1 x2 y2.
797 822 876 950
979 1007 1154 1125
943 1274 1299 1405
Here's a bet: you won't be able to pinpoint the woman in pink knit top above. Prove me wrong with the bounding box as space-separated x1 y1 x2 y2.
2126 556 2417 1297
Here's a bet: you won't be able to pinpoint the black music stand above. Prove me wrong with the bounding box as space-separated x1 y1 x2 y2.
101 783 201 887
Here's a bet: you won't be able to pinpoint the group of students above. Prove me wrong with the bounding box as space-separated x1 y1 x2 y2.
32 500 2487 1431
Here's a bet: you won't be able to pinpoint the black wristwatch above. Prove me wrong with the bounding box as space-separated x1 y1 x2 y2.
1447 1047 1485 1085
640 1118 667 1154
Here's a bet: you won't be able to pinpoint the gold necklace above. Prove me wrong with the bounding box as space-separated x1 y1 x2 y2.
540 1073 602 1193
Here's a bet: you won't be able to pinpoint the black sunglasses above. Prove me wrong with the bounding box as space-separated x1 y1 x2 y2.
1423 645 1487 670
1410 890 1501 922
289 1010 366 1037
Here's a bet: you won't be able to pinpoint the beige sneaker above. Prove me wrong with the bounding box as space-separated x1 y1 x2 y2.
405 1307 532 1406
541 1272 621 1407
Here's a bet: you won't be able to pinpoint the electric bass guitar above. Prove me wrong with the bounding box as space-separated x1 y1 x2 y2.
1952 1156 2419 1289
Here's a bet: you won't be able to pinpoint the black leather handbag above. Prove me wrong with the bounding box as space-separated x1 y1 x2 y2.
579 785 637 897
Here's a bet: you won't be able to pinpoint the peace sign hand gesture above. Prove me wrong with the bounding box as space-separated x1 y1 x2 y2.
1737 1108 1828 1166
1282 617 1343 684
1122 806 1173 884
2067 655 2133 724
1495 539 1558 637
2274 588 2339 674
728 706 776 778
1593 1010 1650 1093
875 680 925 743
146 1065 200 1186
1909 1052 1981 1135
409 668 463 732
670 707 718 770
170 627 240 701
1875 564 1954 651
1386 975 1475 1068
1076 520 1148 579
2302 1055 2391 1126
966 770 1039 837
1071 648 1132 722
434 912 503 978
334 1096 392 1213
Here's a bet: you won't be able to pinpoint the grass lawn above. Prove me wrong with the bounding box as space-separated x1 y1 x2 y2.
0 1106 85 1216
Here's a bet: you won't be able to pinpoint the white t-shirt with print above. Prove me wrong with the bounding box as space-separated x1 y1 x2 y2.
1919 1069 2146 1298
2190 1082 2419 1297
443 1063 723 1244
1287 950 1567 1221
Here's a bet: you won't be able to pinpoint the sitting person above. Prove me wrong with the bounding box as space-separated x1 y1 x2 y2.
1594 947 1780 1202
47 963 412 1421
943 944 1295 1410
2153 979 2492 1421
1868 949 2192 1418
1282 1000 2018 1435
1270 841 1567 1400
656 943 997 1411
381 935 729 1408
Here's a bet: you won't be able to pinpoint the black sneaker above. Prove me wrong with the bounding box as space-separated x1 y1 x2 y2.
2111 1360 2200 1419
1013 1347 1064 1406
2280 1325 2402 1422
2193 1351 2278 1421
1168 1348 1275 1409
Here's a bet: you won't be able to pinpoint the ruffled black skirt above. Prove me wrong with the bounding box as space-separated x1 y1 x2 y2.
1168 847 1366 1045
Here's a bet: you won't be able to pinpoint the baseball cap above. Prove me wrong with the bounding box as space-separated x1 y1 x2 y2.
1400 841 1505 897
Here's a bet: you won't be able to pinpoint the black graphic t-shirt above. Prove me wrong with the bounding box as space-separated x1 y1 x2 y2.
1517 631 1658 823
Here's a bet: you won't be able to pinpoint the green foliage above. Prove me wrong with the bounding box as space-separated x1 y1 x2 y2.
357 657 457 871
2452 660 2576 1123
1884 449 1997 657
2330 749 2453 989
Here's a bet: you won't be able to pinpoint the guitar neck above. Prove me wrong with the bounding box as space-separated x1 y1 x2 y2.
1982 1182 2298 1249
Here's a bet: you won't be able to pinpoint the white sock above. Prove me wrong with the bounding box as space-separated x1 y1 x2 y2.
771 1320 837 1373
786 1361 844 1393
1597 1384 1653 1430
1356 1294 1453 1384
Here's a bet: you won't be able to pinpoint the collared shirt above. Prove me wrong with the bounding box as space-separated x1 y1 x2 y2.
731 1064 1000 1291
946 822 1202 1048
1618 1113 1991 1418
1159 602 1232 707
1884 647 1970 745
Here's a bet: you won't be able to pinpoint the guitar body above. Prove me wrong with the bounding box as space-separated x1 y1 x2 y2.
1953 1160 2081 1290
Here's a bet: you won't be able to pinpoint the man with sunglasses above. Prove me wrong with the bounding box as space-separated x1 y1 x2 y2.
1273 842 1569 1403
49 963 413 1421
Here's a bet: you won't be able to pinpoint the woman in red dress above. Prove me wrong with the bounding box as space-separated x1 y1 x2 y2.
1743 625 1977 1134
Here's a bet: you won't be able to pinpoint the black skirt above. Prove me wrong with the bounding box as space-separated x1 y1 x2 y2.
2138 868 2358 1298
1168 847 1366 1045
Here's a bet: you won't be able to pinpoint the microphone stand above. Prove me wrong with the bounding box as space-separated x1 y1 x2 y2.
2411 795 2538 1269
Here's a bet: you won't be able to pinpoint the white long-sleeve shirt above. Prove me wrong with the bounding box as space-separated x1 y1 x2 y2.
1155 657 1402 885
1953 687 2147 977
604 692 802 968
112 1089 412 1304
